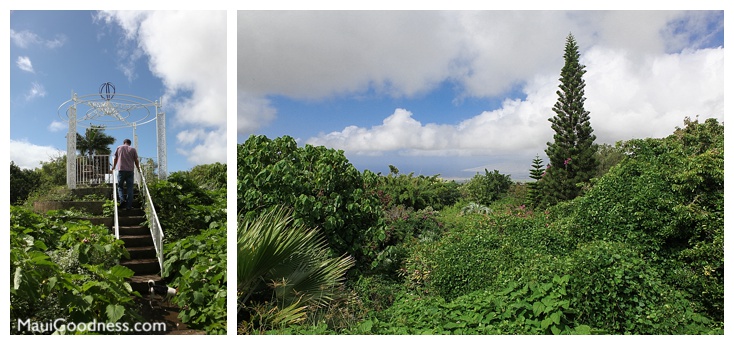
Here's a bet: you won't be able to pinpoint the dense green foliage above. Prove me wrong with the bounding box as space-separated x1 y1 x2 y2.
11 154 67 206
594 143 625 177
10 161 41 205
377 165 461 211
148 164 228 334
184 162 227 191
571 117 724 320
460 169 513 206
148 171 226 243
543 33 598 206
10 206 140 334
237 135 383 264
162 226 227 334
37 154 68 187
242 117 723 335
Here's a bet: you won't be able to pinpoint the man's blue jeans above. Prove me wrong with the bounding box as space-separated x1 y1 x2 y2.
118 170 135 209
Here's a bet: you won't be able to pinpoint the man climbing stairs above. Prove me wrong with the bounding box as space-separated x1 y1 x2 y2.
110 185 201 334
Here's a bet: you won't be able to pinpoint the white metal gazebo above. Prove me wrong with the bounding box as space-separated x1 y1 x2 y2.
57 82 167 189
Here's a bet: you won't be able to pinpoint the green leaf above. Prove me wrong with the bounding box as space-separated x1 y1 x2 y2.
532 301 545 316
443 322 463 330
359 319 373 333
110 265 135 279
34 240 48 251
550 311 562 325
193 291 205 304
573 325 591 334
106 304 125 323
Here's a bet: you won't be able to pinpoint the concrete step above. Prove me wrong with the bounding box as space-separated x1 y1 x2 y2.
120 234 154 248
116 208 145 218
126 246 157 260
121 258 160 275
118 215 146 226
119 225 149 236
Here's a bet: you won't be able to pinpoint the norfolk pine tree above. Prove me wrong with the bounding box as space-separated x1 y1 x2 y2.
542 33 598 207
525 154 545 208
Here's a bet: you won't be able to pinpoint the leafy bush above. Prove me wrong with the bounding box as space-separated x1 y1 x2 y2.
426 226 510 300
565 240 714 334
376 165 461 211
184 162 227 191
363 275 590 335
10 162 41 205
459 202 491 215
10 206 140 334
369 205 444 276
148 171 226 243
163 226 227 334
460 169 512 206
569 117 724 321
237 135 383 265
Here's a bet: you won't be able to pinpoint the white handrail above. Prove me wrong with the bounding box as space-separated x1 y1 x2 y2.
136 167 165 272
112 170 120 239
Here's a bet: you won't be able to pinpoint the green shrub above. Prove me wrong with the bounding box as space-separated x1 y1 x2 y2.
565 240 713 334
237 135 383 265
569 117 724 321
10 162 41 205
364 275 589 335
163 226 227 334
148 171 225 243
10 206 140 334
376 165 461 211
460 169 512 206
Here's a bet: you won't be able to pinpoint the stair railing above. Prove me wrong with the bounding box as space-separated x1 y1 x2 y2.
136 166 165 271
112 170 120 239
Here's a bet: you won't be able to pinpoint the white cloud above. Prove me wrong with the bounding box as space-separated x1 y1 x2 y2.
237 91 277 135
584 46 724 144
10 29 66 49
97 10 228 164
16 56 34 73
307 46 723 177
10 140 65 170
238 11 721 133
10 29 41 48
239 11 462 99
175 127 227 165
239 10 723 178
25 82 46 101
47 121 67 132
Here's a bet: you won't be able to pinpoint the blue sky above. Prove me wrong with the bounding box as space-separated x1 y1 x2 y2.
238 10 725 181
9 10 227 173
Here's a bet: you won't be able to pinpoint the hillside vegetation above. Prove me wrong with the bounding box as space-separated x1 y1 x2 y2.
237 117 723 335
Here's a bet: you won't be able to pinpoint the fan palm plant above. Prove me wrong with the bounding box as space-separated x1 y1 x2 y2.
76 125 115 157
238 206 354 332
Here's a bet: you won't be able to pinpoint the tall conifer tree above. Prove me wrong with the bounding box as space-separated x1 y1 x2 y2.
543 33 598 206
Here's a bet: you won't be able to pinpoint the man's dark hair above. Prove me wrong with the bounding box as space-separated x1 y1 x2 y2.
123 139 132 145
